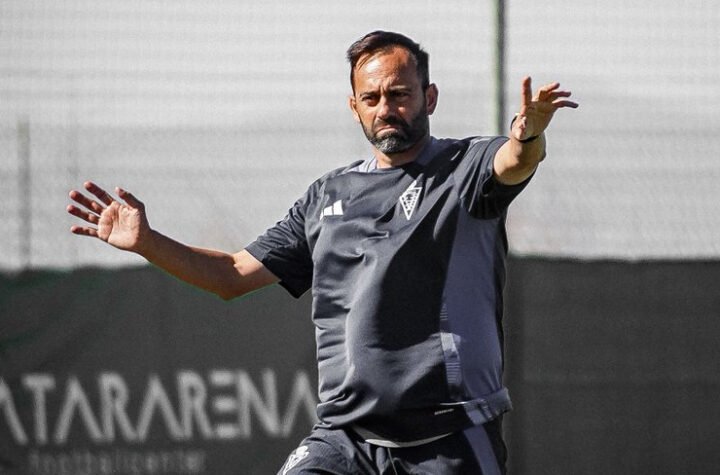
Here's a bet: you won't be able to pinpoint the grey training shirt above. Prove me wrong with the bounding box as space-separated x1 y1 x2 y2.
246 136 531 442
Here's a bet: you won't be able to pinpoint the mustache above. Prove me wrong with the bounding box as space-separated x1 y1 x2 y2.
374 115 409 129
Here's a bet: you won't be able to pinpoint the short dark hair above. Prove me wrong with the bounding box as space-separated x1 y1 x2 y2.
346 30 430 91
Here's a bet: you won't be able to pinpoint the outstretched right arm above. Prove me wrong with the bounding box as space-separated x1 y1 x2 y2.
67 182 278 300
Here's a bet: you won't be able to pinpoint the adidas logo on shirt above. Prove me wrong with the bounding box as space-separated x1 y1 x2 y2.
321 199 344 218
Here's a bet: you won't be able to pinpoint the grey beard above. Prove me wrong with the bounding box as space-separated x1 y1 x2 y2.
365 113 429 155
369 132 417 154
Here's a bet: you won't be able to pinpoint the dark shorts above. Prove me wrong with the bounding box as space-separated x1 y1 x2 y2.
278 418 507 475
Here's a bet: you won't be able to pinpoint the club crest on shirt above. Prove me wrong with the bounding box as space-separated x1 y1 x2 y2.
283 445 310 474
399 180 422 220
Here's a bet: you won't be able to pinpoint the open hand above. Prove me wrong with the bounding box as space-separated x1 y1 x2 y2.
67 182 150 252
512 76 578 141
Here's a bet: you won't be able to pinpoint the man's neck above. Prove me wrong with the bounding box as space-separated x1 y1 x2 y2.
374 135 430 169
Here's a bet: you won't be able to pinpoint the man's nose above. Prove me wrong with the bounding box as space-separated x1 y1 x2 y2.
376 95 395 119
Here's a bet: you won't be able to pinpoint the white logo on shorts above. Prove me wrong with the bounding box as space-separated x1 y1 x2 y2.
283 445 310 474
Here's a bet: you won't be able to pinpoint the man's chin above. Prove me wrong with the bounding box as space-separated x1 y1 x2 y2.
371 134 415 154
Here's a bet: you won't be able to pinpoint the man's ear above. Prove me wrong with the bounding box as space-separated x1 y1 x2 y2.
348 95 360 123
425 84 439 115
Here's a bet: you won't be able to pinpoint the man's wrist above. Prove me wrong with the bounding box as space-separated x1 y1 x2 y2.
518 133 540 143
509 114 542 143
133 227 157 257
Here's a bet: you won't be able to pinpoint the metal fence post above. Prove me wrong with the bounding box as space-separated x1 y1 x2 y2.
18 119 31 270
492 0 506 136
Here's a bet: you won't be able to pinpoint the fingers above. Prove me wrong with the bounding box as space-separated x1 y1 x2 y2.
68 182 141 238
553 98 579 109
68 183 142 215
69 225 99 238
66 203 100 225
536 82 561 97
512 77 578 140
544 93 578 109
116 187 144 209
84 181 115 206
535 82 579 109
547 90 572 100
68 189 105 215
520 76 532 110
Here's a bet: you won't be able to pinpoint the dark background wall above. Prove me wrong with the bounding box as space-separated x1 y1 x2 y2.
503 258 720 475
2 258 719 474
0 268 318 475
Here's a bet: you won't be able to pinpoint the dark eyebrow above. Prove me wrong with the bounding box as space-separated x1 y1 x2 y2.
388 87 412 95
359 91 379 99
359 85 412 97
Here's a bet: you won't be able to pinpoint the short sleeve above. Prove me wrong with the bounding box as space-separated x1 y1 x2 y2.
245 187 315 298
454 136 533 218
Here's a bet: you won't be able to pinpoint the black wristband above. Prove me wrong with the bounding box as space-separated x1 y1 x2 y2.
518 134 540 143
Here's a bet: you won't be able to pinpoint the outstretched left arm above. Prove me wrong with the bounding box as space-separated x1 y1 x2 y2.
493 76 578 185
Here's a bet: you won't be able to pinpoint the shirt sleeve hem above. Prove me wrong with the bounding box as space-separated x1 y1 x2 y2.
244 242 308 299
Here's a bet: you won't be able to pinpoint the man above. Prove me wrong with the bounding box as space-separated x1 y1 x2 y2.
68 31 577 474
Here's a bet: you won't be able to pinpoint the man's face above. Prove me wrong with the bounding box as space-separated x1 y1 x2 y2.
349 46 437 155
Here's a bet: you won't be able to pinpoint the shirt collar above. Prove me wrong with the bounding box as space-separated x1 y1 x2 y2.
359 136 438 172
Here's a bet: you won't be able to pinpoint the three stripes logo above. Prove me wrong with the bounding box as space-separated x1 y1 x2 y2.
399 180 422 220
320 199 344 218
